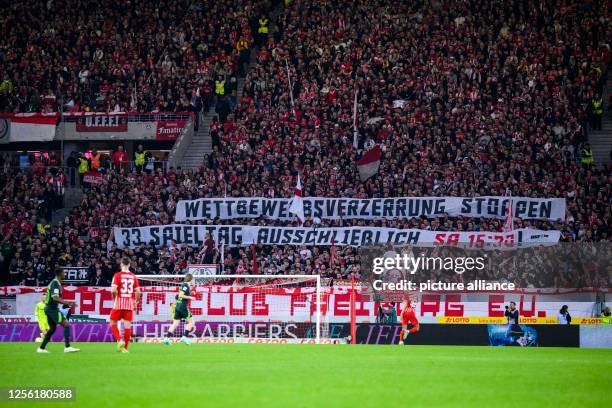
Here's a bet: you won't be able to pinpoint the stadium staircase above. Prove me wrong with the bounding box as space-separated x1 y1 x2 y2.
181 112 215 169
51 187 83 226
175 3 284 169
181 71 250 169
589 76 612 165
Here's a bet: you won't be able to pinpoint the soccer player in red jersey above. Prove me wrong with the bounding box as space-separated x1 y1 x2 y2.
110 257 141 353
398 298 419 346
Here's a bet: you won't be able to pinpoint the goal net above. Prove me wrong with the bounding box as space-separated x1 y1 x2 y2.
135 274 328 343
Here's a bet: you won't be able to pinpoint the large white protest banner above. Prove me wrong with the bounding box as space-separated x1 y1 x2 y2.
175 196 565 222
10 286 600 324
114 225 560 249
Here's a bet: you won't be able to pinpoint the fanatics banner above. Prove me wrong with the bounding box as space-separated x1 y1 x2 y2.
175 196 566 222
113 225 560 249
156 119 188 140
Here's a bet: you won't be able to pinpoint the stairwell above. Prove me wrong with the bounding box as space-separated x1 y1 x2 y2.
179 74 250 169
589 76 612 165
174 3 284 169
51 187 83 225
181 112 215 169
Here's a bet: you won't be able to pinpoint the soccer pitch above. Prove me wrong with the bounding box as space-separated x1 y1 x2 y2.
1 343 610 408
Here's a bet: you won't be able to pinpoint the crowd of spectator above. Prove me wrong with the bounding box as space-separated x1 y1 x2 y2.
0 0 611 288
0 0 271 113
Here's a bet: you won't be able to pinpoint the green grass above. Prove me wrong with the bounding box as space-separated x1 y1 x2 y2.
0 343 610 408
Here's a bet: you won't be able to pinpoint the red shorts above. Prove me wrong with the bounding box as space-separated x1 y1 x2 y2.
110 309 133 322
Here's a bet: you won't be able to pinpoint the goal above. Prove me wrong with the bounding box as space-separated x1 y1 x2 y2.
135 274 327 343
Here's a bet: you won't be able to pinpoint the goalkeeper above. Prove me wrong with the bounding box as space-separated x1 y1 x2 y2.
164 274 196 346
34 294 49 343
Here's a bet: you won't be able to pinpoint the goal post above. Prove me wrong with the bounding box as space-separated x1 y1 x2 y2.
135 274 327 343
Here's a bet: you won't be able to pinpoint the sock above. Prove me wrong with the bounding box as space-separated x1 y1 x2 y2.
111 325 121 342
124 328 131 349
40 326 56 349
63 326 71 348
399 329 406 343
166 330 175 338
183 328 191 338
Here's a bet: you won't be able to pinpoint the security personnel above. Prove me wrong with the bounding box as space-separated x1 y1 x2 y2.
580 143 593 167
591 95 603 130
258 15 269 44
90 149 101 171
0 77 13 94
77 154 89 179
36 218 51 235
134 144 145 174
215 77 225 105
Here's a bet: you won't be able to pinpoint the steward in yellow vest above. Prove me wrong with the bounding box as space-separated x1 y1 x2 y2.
77 155 89 186
134 145 146 174
215 79 225 95
135 152 145 166
258 17 269 34
580 145 593 166
78 157 89 174
37 220 51 235
590 96 603 130
592 97 603 115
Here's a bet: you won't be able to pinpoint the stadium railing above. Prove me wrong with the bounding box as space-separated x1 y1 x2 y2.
59 112 193 124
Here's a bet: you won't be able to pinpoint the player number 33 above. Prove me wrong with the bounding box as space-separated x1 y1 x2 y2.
120 277 134 295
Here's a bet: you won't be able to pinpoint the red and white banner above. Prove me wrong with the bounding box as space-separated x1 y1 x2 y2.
156 120 188 141
0 112 194 142
356 145 382 181
75 114 128 132
289 174 304 224
0 113 58 142
82 171 104 185
3 286 601 324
